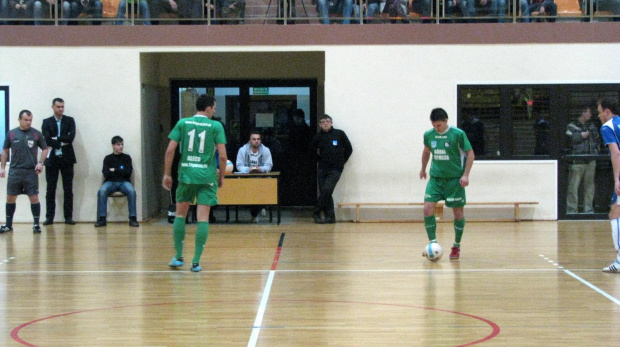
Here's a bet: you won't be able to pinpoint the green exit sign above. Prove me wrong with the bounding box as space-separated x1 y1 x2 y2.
253 87 269 95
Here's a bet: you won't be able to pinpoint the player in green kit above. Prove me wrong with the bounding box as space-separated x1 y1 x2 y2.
419 108 475 260
162 94 227 272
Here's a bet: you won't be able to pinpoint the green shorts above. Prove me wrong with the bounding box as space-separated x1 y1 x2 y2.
176 182 219 206
424 177 466 208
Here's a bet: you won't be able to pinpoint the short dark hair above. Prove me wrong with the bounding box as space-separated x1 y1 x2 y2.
111 136 124 145
52 98 64 105
319 114 332 122
249 129 261 139
18 110 32 119
430 108 449 122
599 98 618 115
295 109 305 119
196 94 216 112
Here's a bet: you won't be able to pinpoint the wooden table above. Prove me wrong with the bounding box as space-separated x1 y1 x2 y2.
217 172 280 224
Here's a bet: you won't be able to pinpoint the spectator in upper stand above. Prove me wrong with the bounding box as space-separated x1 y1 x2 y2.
116 0 151 24
34 0 70 25
476 0 502 21
410 0 432 20
523 0 556 21
68 0 102 24
1 0 7 24
382 0 410 22
278 0 294 23
177 0 202 24
444 0 475 22
496 0 530 22
8 0 34 24
317 0 353 24
581 0 620 21
150 0 178 24
356 0 381 21
217 0 244 24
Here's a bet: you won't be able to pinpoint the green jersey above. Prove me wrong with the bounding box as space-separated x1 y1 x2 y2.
423 126 472 178
169 115 227 184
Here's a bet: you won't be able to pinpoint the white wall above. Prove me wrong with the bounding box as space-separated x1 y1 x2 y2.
1 43 619 222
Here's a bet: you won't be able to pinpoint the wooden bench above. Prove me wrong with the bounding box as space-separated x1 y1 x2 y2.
338 201 539 223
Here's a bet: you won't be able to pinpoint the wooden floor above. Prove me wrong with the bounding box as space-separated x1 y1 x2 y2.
1 214 620 346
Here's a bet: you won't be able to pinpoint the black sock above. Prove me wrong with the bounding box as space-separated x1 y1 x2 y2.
31 203 41 225
6 203 16 228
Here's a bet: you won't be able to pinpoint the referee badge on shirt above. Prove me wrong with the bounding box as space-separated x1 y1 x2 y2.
28 140 34 148
332 140 338 146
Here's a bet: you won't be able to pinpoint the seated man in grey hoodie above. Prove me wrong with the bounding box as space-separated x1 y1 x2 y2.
236 130 273 222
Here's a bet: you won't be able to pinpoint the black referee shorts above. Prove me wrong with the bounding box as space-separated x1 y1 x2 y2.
7 168 39 196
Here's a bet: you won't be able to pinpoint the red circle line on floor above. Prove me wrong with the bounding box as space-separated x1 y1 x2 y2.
11 298 500 346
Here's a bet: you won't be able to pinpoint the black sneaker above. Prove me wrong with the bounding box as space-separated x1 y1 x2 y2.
94 217 107 227
42 219 53 225
129 219 139 227
0 224 13 233
313 213 323 224
33 225 41 234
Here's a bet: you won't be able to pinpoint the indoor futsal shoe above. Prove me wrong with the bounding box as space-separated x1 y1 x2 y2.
0 225 13 233
450 246 460 259
190 263 201 272
33 225 41 234
602 260 620 273
168 257 184 268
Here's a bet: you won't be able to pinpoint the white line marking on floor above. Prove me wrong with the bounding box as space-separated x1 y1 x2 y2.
248 270 275 347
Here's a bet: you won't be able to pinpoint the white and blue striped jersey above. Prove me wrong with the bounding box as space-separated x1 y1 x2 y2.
601 116 620 149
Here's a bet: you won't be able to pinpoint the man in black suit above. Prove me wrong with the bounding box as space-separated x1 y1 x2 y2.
41 98 77 225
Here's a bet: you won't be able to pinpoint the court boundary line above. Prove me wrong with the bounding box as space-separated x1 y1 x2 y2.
247 232 285 347
539 255 620 306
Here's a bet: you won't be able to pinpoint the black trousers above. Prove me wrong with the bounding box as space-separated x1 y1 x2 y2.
315 168 342 218
45 160 74 220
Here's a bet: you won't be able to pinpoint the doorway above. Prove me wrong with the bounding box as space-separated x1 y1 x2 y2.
170 79 318 207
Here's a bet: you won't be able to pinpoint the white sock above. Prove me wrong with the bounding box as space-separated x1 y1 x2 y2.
613 219 620 250
611 219 620 263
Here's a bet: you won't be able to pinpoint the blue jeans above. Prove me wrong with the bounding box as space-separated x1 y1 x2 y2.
34 0 70 25
116 0 151 24
70 0 103 23
496 0 529 22
317 0 353 24
97 181 137 218
445 0 475 21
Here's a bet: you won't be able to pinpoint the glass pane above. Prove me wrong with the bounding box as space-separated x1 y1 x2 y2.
459 87 499 158
510 87 551 156
248 86 314 205
563 90 618 215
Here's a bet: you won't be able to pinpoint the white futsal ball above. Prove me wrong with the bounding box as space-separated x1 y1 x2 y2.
422 242 443 262
225 160 234 173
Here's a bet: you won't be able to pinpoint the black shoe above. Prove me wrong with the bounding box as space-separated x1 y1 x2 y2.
313 213 323 224
65 219 75 225
42 219 53 225
324 216 336 224
129 217 139 227
33 225 41 234
0 224 13 233
94 217 107 227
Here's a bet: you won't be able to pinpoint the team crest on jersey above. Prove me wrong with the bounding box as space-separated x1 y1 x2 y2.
430 141 437 148
445 142 450 148
28 140 34 148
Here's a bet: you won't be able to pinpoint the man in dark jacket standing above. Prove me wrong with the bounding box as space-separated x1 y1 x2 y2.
312 114 353 224
41 98 77 225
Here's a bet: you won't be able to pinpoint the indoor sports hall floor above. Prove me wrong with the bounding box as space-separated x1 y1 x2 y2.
0 212 619 346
